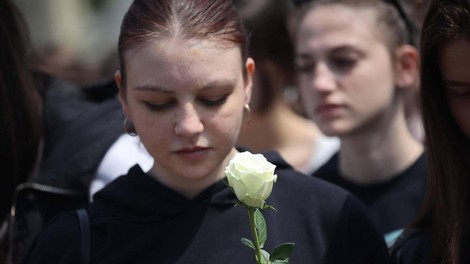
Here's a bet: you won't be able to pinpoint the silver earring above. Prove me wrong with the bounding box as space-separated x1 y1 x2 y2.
123 117 137 136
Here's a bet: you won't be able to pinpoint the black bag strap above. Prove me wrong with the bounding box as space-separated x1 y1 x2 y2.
76 209 90 264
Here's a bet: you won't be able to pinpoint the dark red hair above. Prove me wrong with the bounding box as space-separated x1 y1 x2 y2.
117 0 248 88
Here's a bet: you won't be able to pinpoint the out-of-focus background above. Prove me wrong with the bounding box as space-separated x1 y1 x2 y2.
13 0 133 85
13 0 430 88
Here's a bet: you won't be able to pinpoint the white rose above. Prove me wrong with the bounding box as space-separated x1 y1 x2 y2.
225 151 277 209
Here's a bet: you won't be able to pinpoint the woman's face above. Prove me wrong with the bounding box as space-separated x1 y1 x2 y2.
295 5 398 137
117 38 253 185
439 38 470 139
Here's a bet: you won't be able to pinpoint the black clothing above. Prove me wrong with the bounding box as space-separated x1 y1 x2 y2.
38 79 122 191
23 152 389 264
9 79 123 263
389 229 431 264
313 153 427 235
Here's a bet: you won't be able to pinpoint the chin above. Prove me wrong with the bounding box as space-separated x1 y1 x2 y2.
317 122 346 137
176 169 206 179
178 166 217 181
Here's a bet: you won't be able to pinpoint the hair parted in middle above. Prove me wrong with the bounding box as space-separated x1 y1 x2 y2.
117 0 249 89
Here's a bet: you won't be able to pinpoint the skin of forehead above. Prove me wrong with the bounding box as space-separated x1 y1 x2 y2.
124 37 244 94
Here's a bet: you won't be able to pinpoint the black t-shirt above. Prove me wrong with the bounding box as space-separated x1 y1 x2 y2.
22 152 389 264
313 153 427 237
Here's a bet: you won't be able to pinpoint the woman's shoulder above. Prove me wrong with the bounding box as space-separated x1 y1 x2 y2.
390 228 431 264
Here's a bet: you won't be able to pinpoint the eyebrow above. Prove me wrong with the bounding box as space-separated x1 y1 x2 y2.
133 85 171 93
201 79 238 90
330 46 362 54
296 45 361 60
132 79 238 93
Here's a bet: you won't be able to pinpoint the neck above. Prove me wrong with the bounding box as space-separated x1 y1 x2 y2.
338 108 423 184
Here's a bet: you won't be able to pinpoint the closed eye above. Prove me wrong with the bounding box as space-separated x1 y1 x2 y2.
198 94 229 107
329 46 362 72
143 101 175 111
331 57 356 70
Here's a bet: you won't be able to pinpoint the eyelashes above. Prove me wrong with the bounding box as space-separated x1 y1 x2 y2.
143 94 230 112
296 57 358 75
144 101 174 111
198 94 229 106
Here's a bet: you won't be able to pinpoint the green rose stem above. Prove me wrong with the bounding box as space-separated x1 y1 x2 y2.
248 207 264 264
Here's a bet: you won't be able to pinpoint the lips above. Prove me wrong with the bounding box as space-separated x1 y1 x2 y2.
315 103 342 114
315 103 344 118
174 146 210 161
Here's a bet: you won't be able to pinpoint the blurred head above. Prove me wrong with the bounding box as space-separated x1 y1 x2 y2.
421 0 470 143
233 0 296 114
0 0 42 221
416 1 470 262
294 0 418 137
408 0 470 263
115 0 253 182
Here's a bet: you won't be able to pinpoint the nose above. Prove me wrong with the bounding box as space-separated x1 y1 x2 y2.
174 103 204 136
310 63 336 93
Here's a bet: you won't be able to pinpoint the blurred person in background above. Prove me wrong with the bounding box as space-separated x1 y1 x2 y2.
391 0 470 263
294 0 426 247
8 66 150 263
293 0 430 144
3 1 148 263
0 0 43 262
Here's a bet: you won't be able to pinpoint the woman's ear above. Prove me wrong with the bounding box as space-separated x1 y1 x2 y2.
115 70 130 118
244 58 255 105
395 45 419 90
